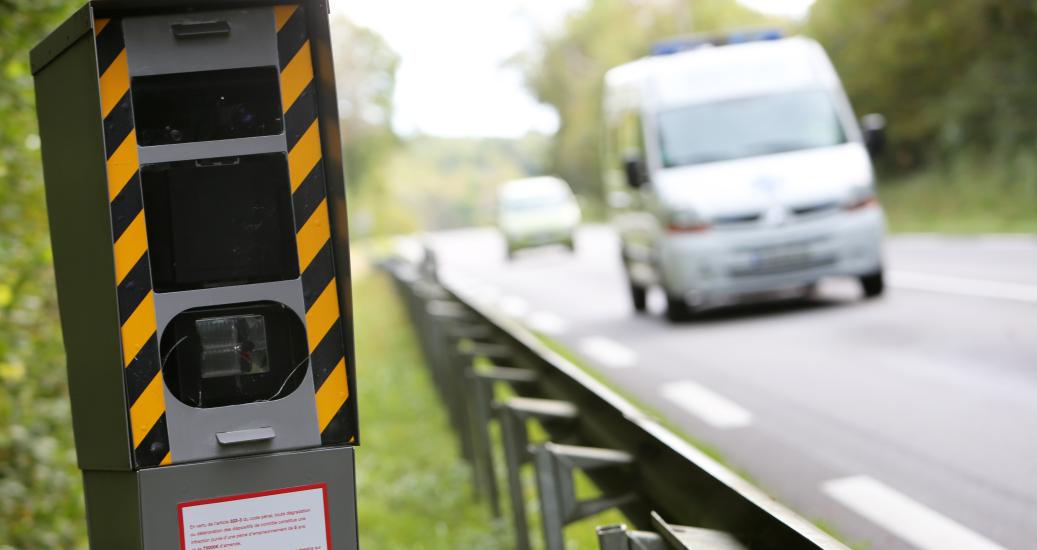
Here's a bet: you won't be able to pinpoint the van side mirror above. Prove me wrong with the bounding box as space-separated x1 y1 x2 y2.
860 113 887 157
622 153 646 189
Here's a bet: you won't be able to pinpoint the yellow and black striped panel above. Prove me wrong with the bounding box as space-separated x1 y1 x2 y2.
276 5 356 445
94 18 171 468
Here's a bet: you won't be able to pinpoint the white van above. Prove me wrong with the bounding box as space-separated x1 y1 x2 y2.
603 33 886 320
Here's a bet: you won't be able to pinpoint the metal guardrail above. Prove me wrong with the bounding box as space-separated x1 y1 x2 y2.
384 252 848 550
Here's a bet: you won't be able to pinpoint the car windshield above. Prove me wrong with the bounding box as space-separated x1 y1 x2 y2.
499 188 570 212
657 90 847 168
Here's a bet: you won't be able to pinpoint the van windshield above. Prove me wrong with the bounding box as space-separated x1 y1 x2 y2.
657 91 847 168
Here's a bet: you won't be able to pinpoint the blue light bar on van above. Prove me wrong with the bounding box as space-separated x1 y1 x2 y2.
650 29 784 56
727 29 784 44
650 38 711 56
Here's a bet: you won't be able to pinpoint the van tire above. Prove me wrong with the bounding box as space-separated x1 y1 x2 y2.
630 283 647 313
665 294 692 322
860 270 884 299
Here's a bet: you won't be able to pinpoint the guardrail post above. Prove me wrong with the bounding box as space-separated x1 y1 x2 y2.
465 366 540 519
425 300 479 468
532 443 637 550
595 524 668 550
596 512 749 550
499 398 579 550
456 342 512 500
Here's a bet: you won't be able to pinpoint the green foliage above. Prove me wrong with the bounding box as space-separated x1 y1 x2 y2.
331 16 401 194
522 0 769 203
353 273 513 548
806 0 1037 169
357 271 626 548
351 135 550 236
880 149 1037 233
0 1 89 548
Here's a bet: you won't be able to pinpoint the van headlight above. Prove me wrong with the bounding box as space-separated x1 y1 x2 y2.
844 185 879 211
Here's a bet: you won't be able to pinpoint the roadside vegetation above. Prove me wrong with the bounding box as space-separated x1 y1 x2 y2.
1 2 91 547
353 273 511 548
880 152 1037 234
807 0 1037 233
356 269 627 548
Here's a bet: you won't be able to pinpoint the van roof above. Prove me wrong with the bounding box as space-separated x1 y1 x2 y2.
605 36 841 111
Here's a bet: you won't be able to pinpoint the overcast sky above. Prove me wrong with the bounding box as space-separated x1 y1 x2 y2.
330 0 816 138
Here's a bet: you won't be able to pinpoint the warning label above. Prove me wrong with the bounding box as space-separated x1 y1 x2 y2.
178 484 330 550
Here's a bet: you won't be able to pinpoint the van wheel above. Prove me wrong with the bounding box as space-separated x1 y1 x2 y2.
860 270 884 299
665 294 692 322
630 283 647 313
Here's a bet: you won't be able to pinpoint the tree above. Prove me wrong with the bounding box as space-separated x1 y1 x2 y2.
1 0 90 547
330 16 400 193
806 0 1037 168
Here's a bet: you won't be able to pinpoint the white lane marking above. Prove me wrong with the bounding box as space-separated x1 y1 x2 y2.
469 283 501 305
578 336 637 369
526 311 568 335
889 270 1037 304
660 381 753 429
823 476 1008 550
499 295 530 318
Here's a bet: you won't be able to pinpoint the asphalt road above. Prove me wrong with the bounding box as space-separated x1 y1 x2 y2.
427 226 1037 550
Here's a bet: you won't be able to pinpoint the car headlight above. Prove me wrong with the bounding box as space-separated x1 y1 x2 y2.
666 208 710 233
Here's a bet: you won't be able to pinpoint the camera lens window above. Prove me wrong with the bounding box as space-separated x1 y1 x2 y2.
196 314 271 380
162 302 308 409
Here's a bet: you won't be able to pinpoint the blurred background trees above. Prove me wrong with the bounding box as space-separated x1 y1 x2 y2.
0 0 88 547
806 0 1037 230
331 15 399 196
808 0 1037 168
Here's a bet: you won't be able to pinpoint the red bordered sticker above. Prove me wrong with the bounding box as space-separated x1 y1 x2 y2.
178 483 332 550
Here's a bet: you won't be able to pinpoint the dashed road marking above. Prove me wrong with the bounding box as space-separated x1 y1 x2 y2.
526 311 568 335
578 336 636 369
822 476 1008 550
660 380 753 429
469 283 501 305
889 271 1037 304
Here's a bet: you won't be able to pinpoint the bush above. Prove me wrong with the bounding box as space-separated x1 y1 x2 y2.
1 1 91 548
880 149 1037 233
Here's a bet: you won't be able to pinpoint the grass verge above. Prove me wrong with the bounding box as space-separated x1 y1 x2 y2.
880 154 1037 234
354 273 509 548
356 272 629 548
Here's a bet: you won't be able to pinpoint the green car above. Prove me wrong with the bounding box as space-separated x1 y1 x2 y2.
497 176 582 259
